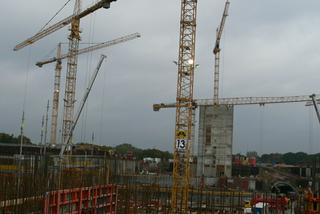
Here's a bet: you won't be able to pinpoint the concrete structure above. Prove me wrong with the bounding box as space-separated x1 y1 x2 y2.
197 105 234 183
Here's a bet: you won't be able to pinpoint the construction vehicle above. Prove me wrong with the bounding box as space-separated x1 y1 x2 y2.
35 33 140 145
251 195 289 214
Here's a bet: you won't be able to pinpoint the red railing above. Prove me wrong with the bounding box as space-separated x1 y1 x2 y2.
43 185 117 214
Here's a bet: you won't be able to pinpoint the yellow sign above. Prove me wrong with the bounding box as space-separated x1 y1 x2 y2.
176 130 187 139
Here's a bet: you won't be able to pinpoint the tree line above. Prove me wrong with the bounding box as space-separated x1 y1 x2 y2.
0 133 32 145
258 152 320 165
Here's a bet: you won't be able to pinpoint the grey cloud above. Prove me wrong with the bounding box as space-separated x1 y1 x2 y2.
1 0 320 154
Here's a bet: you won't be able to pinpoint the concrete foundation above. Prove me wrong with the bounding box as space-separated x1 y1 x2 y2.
197 105 234 181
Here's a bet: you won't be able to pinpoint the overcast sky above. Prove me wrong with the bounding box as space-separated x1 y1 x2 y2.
1 0 320 155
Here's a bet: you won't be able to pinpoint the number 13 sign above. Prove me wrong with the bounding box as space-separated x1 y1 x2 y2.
176 139 187 151
175 130 188 151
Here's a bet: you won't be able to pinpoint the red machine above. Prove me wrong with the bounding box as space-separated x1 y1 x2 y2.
251 195 289 212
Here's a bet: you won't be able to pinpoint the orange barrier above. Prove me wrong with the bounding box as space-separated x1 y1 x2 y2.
305 192 320 214
43 185 117 214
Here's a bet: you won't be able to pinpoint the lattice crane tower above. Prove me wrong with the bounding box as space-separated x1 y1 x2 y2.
62 0 81 144
171 0 198 212
37 33 140 145
50 43 62 145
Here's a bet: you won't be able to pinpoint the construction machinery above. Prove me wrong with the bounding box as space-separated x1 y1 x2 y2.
213 0 230 103
36 33 140 145
60 55 106 157
171 0 198 212
13 0 117 51
14 0 117 146
153 94 320 111
36 33 140 68
50 43 62 146
170 1 230 209
251 195 289 213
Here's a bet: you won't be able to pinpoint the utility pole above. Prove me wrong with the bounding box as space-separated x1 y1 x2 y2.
19 111 25 156
40 115 45 145
44 100 50 154
44 100 50 145
40 115 45 155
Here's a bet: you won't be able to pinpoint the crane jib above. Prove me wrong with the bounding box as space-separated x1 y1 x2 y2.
14 0 118 51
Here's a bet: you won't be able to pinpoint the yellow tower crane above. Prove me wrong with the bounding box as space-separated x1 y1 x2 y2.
213 0 230 104
36 33 141 145
62 0 82 145
14 0 117 146
14 0 117 51
171 0 198 213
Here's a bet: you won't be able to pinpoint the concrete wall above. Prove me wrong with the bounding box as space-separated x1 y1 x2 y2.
197 105 234 180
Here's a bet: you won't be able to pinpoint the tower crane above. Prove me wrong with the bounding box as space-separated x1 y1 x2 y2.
62 0 85 149
13 0 117 51
153 94 320 111
14 0 117 146
60 55 106 157
50 43 62 146
36 33 141 145
171 0 198 212
213 0 230 103
36 33 140 67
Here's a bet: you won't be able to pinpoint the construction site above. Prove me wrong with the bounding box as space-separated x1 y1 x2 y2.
1 0 320 213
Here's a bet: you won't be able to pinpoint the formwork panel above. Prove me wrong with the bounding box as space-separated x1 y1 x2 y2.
43 185 117 214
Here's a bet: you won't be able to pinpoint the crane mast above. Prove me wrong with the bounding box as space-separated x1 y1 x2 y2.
213 0 230 103
62 0 81 144
172 0 197 212
38 34 140 146
50 43 62 145
60 55 106 157
14 0 118 144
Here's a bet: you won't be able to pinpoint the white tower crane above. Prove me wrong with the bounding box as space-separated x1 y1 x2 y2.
36 33 141 145
213 0 230 103
60 55 106 157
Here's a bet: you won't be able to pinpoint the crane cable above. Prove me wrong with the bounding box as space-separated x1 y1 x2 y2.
38 0 73 33
19 47 32 156
80 0 97 143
